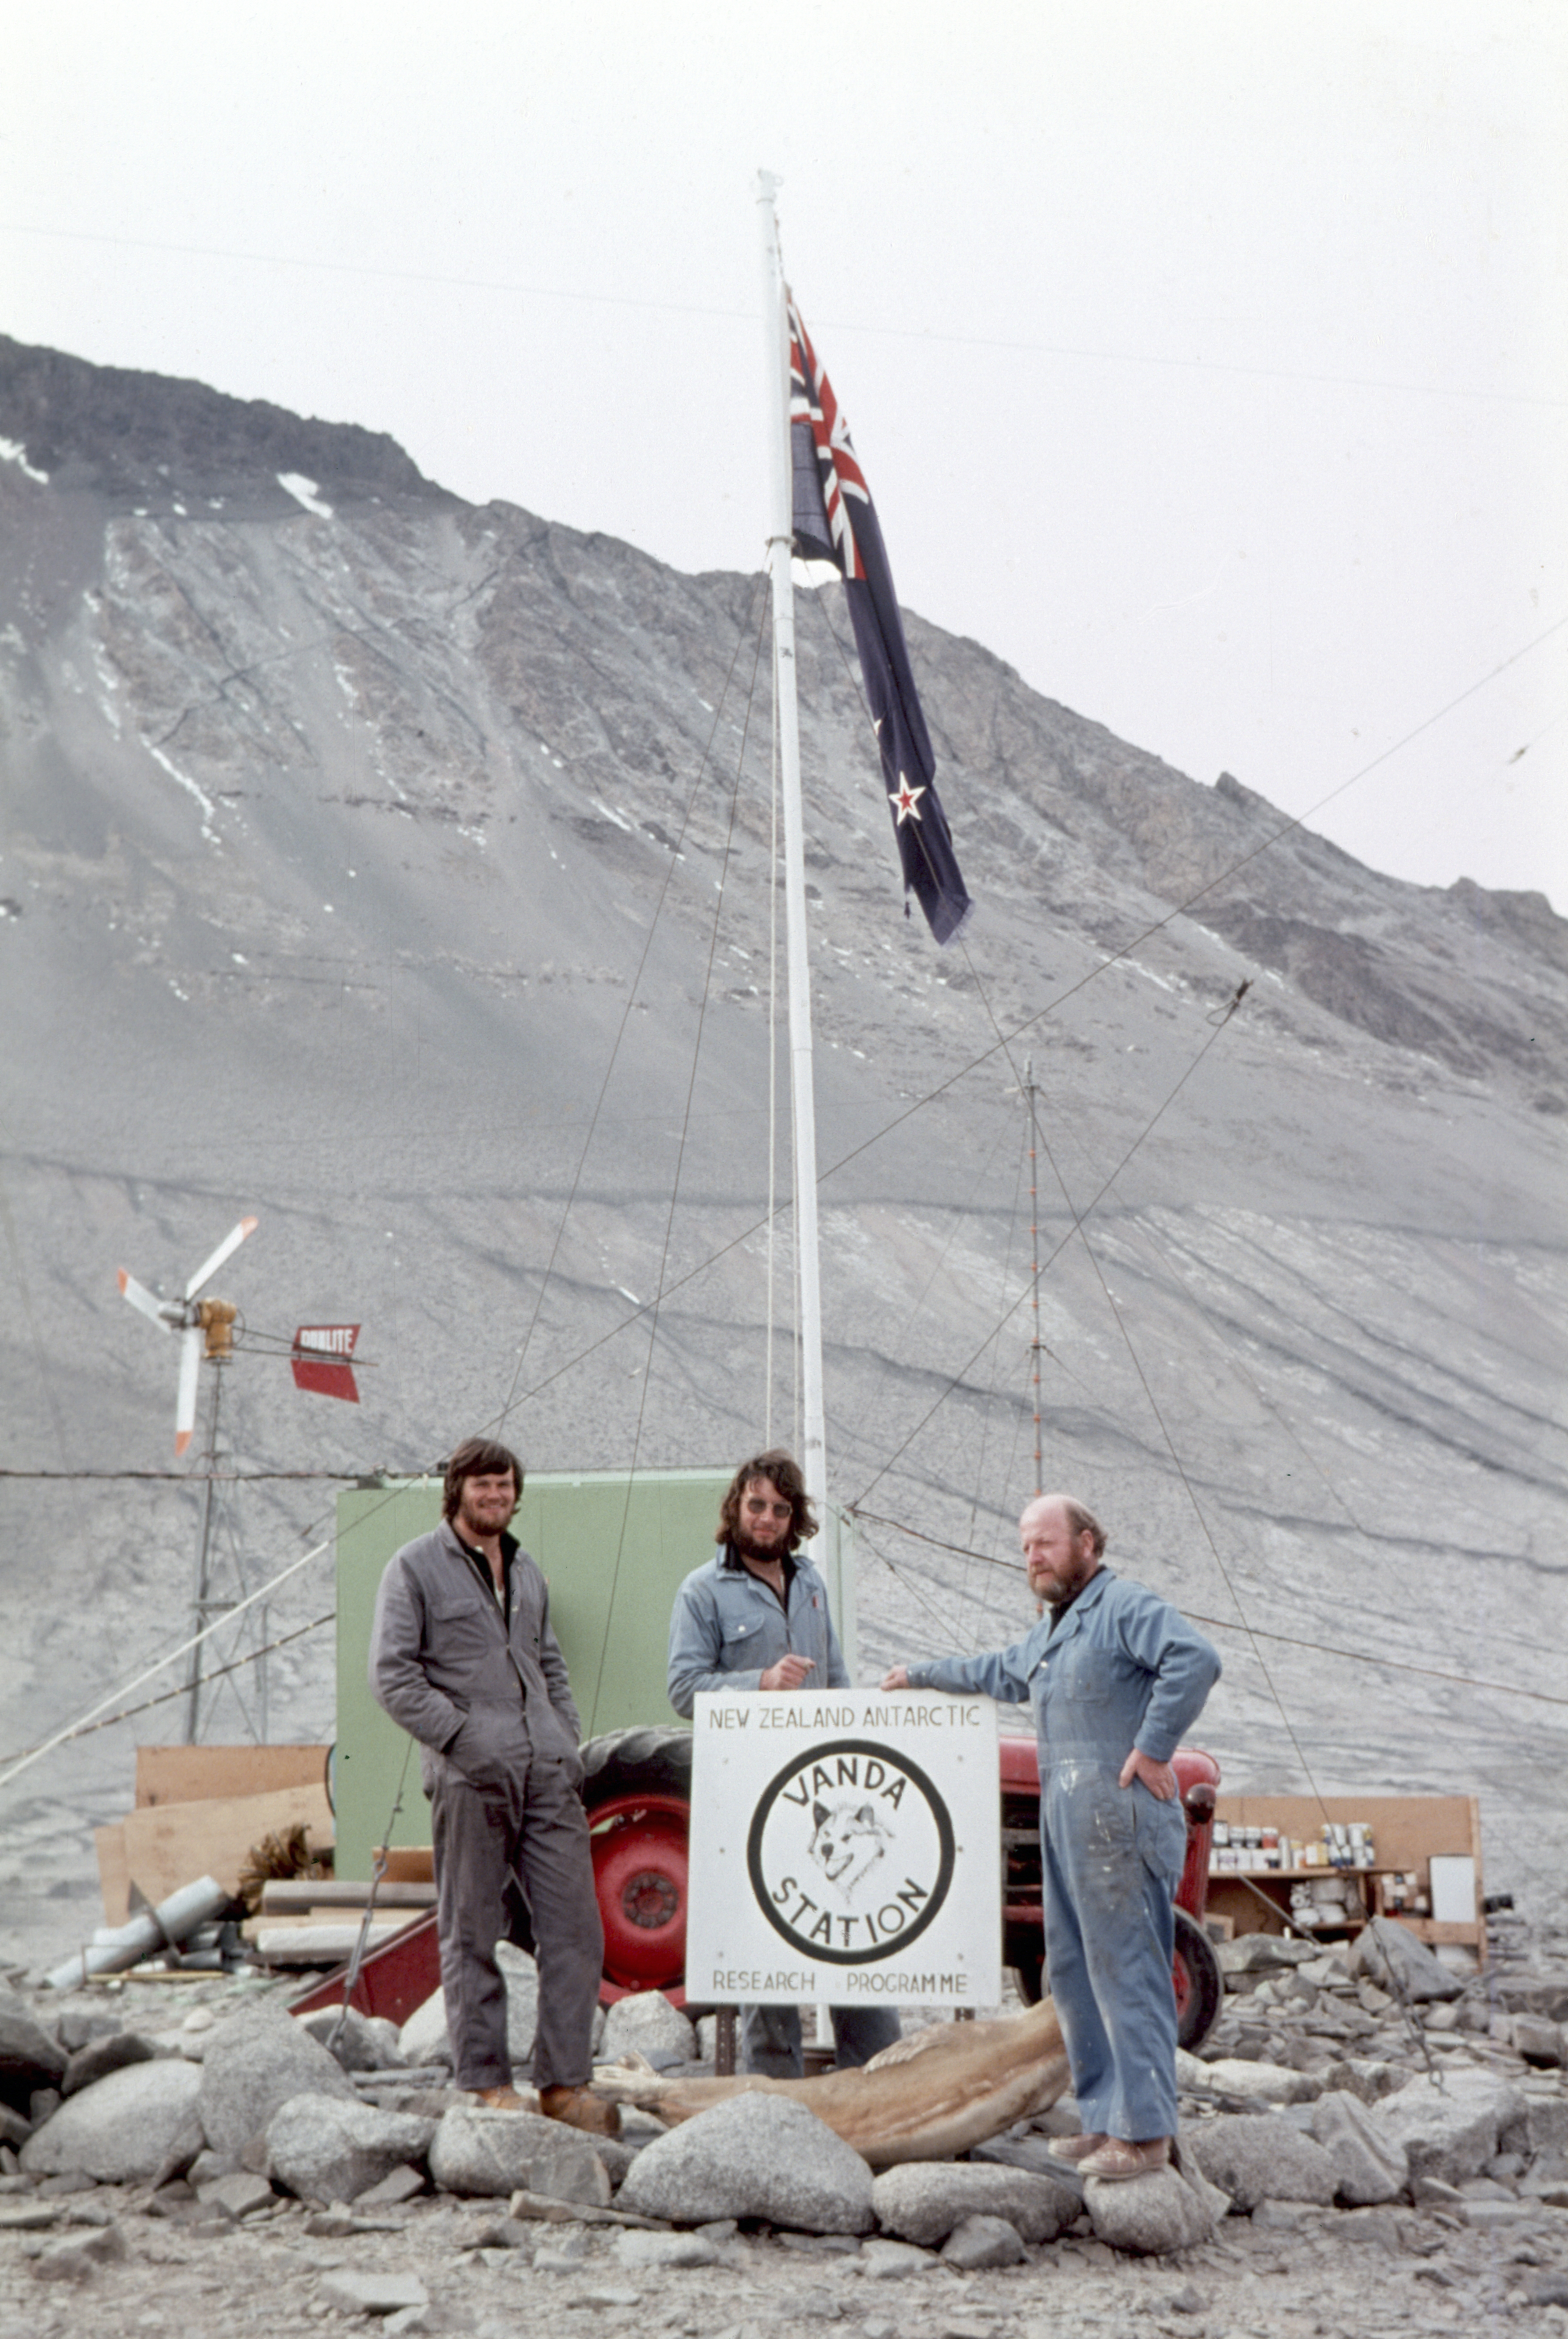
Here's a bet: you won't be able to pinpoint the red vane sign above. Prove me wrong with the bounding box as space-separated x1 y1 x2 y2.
294 1325 360 1356
291 1324 361 1404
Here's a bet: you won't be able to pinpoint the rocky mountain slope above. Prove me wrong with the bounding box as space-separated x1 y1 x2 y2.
1 334 1564 1970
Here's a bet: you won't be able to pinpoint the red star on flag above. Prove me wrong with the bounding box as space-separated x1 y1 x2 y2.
890 774 927 824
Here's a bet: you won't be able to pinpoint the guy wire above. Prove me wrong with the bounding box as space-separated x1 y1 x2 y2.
582 587 771 1735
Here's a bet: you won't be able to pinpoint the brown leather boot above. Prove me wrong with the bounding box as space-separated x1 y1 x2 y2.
472 2084 531 2111
1045 2130 1110 2165
1076 2135 1171 2182
538 2083 621 2137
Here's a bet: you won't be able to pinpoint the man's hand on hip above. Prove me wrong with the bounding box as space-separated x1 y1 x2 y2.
760 1653 816 1691
1119 1748 1178 1800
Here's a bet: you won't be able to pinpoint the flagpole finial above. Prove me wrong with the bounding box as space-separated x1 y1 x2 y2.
757 168 782 205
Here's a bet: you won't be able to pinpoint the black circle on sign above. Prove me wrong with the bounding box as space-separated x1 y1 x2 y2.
745 1738 956 1964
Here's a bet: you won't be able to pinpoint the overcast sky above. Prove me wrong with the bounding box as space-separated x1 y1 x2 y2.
5 2 1564 909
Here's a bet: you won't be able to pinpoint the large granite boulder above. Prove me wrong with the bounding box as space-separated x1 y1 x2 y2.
599 1990 697 2067
296 2007 406 2074
266 2094 437 2203
871 2160 1078 2246
1372 2066 1529 2187
1309 2090 1409 2204
398 1988 452 2068
617 2095 874 2233
426 2104 611 2205
1183 2112 1337 2212
1084 2160 1217 2255
1347 1919 1463 2004
199 2004 358 2156
20 2057 203 2183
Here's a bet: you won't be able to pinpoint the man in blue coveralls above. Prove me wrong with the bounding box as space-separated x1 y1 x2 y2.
668 1448 902 2079
882 1492 1219 2181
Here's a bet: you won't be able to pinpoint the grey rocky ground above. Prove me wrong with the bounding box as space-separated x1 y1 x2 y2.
3 1904 1567 2337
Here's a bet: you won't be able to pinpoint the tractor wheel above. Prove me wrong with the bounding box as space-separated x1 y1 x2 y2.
581 1728 693 1997
1173 1904 1223 2050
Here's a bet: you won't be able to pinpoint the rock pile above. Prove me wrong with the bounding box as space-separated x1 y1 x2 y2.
0 1940 1565 2330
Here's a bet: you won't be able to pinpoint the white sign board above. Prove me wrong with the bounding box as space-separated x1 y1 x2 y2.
686 1687 1001 2010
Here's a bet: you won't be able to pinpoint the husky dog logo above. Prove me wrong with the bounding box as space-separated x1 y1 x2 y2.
747 1739 954 1964
807 1794 894 1903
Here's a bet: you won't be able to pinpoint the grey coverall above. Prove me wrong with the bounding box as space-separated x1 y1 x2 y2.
908 1567 1219 2142
667 1545 901 2077
368 1521 603 2092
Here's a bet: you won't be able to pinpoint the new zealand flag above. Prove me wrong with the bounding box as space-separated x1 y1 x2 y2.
788 297 972 946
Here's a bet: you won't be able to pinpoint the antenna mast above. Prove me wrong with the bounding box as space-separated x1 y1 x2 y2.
1025 1056 1043 1495
756 172 827 1524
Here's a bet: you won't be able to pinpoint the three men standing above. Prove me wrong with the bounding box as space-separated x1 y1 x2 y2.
368 1438 615 2134
667 1449 902 2078
883 1492 1219 2181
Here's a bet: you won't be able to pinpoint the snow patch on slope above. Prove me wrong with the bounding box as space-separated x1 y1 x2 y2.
0 438 48 485
278 473 334 519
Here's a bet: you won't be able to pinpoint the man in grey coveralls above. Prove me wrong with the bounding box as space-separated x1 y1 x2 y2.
667 1448 901 2079
368 1437 615 2134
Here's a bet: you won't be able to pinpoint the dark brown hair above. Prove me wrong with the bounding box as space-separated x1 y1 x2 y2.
717 1448 818 1552
443 1437 523 1521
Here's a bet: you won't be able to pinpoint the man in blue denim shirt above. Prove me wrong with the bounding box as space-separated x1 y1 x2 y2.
883 1493 1219 2182
667 1449 901 2077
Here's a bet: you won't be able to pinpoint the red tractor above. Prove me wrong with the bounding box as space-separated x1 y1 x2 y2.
581 1726 1225 2048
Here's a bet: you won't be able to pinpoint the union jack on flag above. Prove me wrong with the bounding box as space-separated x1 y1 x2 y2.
788 296 971 947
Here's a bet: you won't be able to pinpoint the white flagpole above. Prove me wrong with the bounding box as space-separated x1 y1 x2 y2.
756 171 827 1529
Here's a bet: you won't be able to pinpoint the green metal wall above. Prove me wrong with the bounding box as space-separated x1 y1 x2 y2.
333 1469 857 1880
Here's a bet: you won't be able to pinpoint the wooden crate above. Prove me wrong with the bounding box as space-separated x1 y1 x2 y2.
96 1781 334 1924
134 1744 330 1807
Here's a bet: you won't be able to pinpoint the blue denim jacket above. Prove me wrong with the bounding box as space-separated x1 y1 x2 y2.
906 1567 1219 1780
667 1547 849 1718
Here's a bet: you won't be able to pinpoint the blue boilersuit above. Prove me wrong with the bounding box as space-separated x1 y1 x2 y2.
908 1568 1219 2142
668 1547 902 2077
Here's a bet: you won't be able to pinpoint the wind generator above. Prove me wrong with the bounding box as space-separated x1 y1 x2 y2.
117 1216 363 1740
118 1215 259 1458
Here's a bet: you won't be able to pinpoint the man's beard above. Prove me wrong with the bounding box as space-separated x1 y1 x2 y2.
459 1496 514 1540
734 1522 790 1564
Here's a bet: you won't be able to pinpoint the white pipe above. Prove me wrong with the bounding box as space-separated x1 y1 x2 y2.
756 170 827 1530
44 1875 231 1989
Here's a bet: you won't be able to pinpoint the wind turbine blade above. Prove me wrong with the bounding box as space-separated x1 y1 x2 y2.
174 1326 202 1457
185 1215 259 1300
118 1269 173 1331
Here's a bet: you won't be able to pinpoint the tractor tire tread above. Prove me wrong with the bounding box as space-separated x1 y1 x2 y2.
581 1725 694 1806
